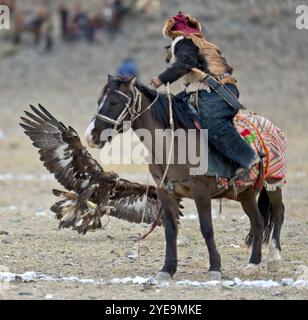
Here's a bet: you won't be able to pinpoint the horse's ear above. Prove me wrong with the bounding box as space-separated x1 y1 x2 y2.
107 74 114 82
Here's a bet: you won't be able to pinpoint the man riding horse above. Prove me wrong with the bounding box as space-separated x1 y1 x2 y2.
151 11 260 175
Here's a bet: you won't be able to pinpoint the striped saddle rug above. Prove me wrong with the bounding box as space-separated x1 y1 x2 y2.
219 112 287 191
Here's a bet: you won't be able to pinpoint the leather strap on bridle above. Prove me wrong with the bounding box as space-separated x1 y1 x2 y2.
95 86 159 131
95 89 136 130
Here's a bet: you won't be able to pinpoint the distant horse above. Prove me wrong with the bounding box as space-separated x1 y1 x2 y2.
85 75 286 280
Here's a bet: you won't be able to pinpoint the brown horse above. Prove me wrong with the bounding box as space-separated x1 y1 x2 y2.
85 75 286 280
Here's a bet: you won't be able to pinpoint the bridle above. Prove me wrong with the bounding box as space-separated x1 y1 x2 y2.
95 86 159 131
95 87 139 130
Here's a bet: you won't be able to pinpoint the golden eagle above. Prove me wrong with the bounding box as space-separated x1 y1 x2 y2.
19 105 162 235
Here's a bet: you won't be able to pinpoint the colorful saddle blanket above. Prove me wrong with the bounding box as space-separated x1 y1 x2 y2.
234 112 287 182
206 112 287 190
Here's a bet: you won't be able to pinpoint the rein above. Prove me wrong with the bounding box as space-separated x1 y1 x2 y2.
138 83 174 241
159 83 174 189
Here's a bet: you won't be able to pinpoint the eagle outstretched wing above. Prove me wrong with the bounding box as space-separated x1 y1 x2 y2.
20 105 162 234
20 104 117 193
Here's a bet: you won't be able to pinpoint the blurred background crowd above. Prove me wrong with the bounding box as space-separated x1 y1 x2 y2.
1 0 161 48
1 0 166 77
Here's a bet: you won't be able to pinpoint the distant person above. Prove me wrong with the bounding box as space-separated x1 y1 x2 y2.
102 4 113 36
41 15 53 52
71 1 90 40
102 0 127 38
58 4 69 40
116 58 138 79
112 0 127 30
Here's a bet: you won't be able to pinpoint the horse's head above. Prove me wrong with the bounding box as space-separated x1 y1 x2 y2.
85 75 137 149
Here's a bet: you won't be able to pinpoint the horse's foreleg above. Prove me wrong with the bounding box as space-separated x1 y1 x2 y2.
193 181 221 280
156 190 179 281
239 189 264 276
267 187 284 272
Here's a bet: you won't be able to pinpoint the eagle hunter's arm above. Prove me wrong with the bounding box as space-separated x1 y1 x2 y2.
158 38 200 85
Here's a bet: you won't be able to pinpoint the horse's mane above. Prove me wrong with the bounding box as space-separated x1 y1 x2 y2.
136 82 196 130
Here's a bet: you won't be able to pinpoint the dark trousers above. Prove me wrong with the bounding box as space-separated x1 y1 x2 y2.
197 84 257 169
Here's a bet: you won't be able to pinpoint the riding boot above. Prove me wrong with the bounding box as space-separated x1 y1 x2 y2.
206 118 259 169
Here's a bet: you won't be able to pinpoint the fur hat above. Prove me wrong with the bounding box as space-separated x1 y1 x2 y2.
163 11 202 39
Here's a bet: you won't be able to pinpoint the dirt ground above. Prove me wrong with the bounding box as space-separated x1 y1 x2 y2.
0 0 308 300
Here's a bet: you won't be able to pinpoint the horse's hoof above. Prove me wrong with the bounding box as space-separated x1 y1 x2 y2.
208 271 222 281
243 263 261 276
155 272 172 282
267 240 282 272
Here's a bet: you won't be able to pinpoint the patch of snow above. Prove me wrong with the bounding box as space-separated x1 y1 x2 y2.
132 276 151 285
220 244 240 249
176 280 203 287
111 277 136 284
292 280 308 288
241 280 280 288
22 271 37 282
1 271 308 289
222 280 236 287
0 271 103 285
111 276 151 285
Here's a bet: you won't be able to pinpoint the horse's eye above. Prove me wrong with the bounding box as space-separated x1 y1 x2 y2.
110 101 118 106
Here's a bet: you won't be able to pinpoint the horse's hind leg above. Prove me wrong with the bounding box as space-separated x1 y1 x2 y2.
266 187 285 272
238 189 264 276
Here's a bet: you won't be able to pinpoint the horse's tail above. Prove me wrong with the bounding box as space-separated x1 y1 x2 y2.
245 188 274 247
258 188 274 243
